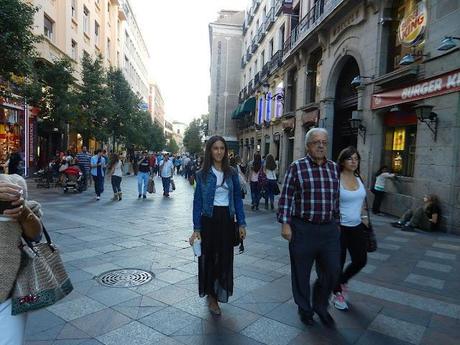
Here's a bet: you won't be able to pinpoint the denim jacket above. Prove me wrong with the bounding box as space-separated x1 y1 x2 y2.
193 167 247 231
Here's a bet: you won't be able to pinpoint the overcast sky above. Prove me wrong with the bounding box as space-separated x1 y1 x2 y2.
133 0 248 125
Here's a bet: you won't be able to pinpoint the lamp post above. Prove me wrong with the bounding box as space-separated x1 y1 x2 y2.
413 104 438 141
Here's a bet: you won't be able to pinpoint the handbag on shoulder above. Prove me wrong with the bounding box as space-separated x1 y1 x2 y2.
11 226 73 315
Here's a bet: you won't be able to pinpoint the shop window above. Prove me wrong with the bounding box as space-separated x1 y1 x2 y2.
383 125 417 176
44 14 54 40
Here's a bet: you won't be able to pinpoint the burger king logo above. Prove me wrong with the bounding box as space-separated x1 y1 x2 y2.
398 2 427 47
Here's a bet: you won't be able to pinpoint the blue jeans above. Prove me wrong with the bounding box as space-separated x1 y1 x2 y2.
250 181 260 207
137 172 149 195
162 177 171 195
266 179 277 205
92 175 104 196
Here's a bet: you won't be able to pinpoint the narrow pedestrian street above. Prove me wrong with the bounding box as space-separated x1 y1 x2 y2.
24 175 460 345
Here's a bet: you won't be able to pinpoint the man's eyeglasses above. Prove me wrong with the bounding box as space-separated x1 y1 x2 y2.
309 140 328 146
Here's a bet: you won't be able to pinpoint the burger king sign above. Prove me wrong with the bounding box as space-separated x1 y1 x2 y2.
398 1 427 47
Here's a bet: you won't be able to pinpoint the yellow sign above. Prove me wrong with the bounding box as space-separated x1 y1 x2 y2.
398 1 427 47
392 128 406 151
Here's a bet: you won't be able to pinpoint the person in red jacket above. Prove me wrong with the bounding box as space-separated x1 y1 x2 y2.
149 153 157 175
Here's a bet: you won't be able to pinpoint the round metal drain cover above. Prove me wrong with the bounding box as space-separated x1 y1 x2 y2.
96 269 154 288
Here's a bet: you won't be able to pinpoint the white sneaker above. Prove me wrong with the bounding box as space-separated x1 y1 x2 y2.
96 196 100 201
332 293 348 310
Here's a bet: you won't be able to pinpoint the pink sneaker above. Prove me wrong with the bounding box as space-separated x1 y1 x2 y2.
332 293 348 310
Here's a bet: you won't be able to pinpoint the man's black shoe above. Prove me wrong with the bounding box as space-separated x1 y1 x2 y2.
298 308 314 326
391 221 403 228
401 225 415 232
314 309 335 327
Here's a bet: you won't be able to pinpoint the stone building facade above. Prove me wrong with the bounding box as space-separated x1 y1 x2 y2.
233 0 460 233
208 10 245 152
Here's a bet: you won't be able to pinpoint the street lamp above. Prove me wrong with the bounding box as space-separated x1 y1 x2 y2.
349 111 367 144
413 104 438 141
437 36 460 51
399 52 429 66
350 75 372 88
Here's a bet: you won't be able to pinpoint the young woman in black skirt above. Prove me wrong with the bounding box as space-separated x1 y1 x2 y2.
189 136 247 315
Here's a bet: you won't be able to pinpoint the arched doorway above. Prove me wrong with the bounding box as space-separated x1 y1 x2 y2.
332 57 359 159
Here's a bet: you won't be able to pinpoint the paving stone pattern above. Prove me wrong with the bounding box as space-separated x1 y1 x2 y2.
23 175 460 345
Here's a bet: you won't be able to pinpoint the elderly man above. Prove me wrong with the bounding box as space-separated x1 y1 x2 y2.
277 128 341 327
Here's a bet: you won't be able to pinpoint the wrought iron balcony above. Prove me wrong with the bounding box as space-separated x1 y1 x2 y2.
284 0 344 57
237 113 255 130
248 79 254 95
257 23 265 44
241 56 246 68
261 62 270 81
251 39 258 53
254 0 261 11
283 25 299 55
270 50 283 73
275 0 284 16
254 72 261 87
265 7 275 31
246 49 252 62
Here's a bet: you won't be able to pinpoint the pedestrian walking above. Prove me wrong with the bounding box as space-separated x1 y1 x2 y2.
392 194 440 232
107 153 123 201
0 174 43 345
102 150 109 176
90 149 106 201
264 154 278 210
137 151 150 199
189 135 247 315
371 166 395 215
76 146 92 187
159 153 174 197
249 153 262 210
278 128 341 327
174 155 182 175
149 153 157 175
331 146 368 311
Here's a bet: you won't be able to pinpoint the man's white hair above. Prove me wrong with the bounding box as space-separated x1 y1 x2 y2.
305 127 328 144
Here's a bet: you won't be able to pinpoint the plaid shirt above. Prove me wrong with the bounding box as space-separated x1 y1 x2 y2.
277 154 340 224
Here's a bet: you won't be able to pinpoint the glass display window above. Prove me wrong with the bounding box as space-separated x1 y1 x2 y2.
383 125 417 176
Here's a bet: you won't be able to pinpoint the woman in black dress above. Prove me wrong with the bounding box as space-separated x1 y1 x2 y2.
189 136 247 315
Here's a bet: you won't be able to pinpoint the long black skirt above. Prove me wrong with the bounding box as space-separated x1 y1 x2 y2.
199 206 234 303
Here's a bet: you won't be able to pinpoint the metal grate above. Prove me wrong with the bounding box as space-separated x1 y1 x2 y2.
95 269 154 288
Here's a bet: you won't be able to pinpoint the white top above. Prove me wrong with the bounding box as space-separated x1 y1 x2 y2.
212 166 229 206
160 160 174 178
112 161 123 177
250 171 259 182
340 178 366 227
265 168 277 180
374 172 394 191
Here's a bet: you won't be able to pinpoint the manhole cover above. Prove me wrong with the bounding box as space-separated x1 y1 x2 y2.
95 269 154 288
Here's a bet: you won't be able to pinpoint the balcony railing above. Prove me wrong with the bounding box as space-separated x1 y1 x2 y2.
251 39 258 53
270 50 283 73
275 0 283 16
261 62 270 81
257 23 265 43
254 72 261 87
246 49 252 62
254 0 261 11
248 79 254 95
266 7 275 31
284 0 344 57
241 56 246 68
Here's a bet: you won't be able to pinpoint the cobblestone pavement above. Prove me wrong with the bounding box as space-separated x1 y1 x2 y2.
23 175 460 345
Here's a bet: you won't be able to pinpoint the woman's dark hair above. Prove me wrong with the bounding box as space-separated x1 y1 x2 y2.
252 153 262 173
107 153 119 170
426 194 440 208
265 154 276 171
337 146 361 175
200 135 232 181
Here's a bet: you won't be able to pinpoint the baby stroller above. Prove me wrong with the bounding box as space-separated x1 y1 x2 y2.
63 165 86 193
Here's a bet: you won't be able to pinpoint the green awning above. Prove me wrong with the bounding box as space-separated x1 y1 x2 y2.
231 97 256 119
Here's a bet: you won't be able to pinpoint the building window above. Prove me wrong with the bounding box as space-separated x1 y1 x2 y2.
44 15 54 40
71 0 77 18
106 38 110 59
83 6 90 34
383 116 417 177
107 1 110 14
95 21 100 44
71 40 78 60
269 39 274 58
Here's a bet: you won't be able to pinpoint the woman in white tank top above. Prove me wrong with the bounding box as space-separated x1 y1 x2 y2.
331 146 368 311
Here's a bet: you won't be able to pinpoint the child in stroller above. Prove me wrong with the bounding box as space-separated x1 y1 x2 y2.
63 161 86 193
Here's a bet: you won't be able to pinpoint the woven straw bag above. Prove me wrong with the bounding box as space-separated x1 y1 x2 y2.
11 227 73 315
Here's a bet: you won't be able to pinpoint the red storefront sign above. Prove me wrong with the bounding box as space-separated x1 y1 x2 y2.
371 68 460 110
